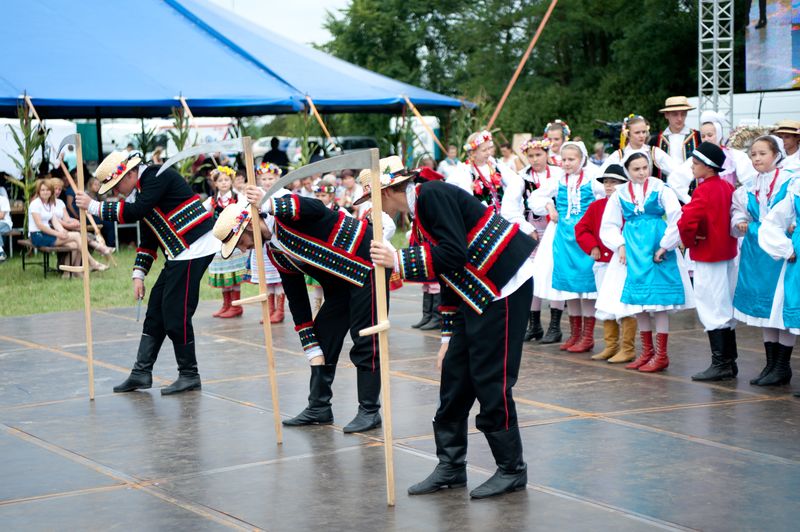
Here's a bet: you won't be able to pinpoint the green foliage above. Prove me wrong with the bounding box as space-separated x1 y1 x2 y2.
167 108 197 178
133 119 157 160
5 102 49 234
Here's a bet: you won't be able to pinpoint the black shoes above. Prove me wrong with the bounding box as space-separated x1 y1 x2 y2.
755 344 793 386
113 372 152 393
524 311 544 341
692 329 737 382
161 342 201 395
113 333 163 393
161 375 201 395
539 308 563 344
470 427 528 499
284 365 336 426
412 293 441 330
751 342 778 385
411 293 433 328
343 370 382 433
408 420 468 495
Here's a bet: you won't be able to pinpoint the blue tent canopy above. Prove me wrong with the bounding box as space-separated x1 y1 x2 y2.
0 0 465 118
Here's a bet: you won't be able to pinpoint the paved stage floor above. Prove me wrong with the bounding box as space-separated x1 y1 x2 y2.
1 286 799 531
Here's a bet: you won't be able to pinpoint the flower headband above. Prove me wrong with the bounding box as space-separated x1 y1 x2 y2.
103 152 140 184
544 119 571 139
256 162 282 176
315 184 336 195
520 138 552 153
216 165 236 178
464 130 493 152
622 114 649 130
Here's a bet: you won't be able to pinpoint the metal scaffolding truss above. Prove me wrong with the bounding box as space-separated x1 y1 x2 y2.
698 0 734 126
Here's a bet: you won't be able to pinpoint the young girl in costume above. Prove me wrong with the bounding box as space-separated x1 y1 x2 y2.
544 120 570 167
732 136 797 386
597 153 694 373
446 130 518 211
203 166 248 318
515 138 565 343
529 141 604 353
575 165 638 363
247 162 286 323
600 115 676 180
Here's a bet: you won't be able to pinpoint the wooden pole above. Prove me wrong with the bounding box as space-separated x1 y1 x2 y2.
486 0 559 129
402 95 448 155
305 96 337 151
179 96 219 168
358 148 396 506
59 135 95 400
239 136 283 444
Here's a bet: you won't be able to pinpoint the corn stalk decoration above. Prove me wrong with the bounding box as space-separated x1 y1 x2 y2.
134 119 157 161
5 102 48 234
167 107 197 180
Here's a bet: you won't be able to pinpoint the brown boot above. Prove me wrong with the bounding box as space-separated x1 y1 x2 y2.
567 317 596 353
271 294 285 323
213 290 231 318
559 316 582 351
608 317 637 363
626 331 654 369
219 290 243 318
591 320 619 360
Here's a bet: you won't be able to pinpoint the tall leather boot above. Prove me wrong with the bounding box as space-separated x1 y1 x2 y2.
568 316 596 353
540 308 563 344
559 315 582 351
750 342 778 385
412 292 433 328
212 290 231 318
469 426 527 499
408 419 468 495
755 0 767 28
725 328 739 377
113 333 164 392
271 294 285 323
692 329 734 381
343 370 382 433
219 290 243 318
757 344 793 386
607 317 637 363
161 342 202 395
524 311 544 342
639 332 669 372
420 293 441 330
283 365 336 426
592 320 619 360
626 331 654 370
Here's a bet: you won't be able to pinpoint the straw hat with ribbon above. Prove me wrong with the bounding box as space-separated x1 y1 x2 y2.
213 200 253 259
773 119 800 136
353 155 415 206
96 151 143 195
659 96 695 113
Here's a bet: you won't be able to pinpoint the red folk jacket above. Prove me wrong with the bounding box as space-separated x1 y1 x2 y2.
677 175 738 262
575 197 613 263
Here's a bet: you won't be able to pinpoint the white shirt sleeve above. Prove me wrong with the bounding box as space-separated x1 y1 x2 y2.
589 170 606 200
500 171 535 234
600 191 626 251
730 186 751 238
667 158 693 204
528 175 558 216
659 185 683 250
445 164 473 194
88 200 101 217
654 147 677 177
597 150 621 175
758 192 796 260
731 148 756 189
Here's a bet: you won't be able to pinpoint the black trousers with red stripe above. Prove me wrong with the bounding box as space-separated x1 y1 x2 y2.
435 278 531 433
141 254 214 353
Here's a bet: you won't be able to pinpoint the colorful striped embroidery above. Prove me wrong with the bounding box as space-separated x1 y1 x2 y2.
142 197 210 259
441 266 498 314
272 195 300 221
467 211 518 272
100 201 124 223
294 321 319 352
330 212 367 254
134 247 157 275
267 246 304 275
397 244 435 282
440 306 458 337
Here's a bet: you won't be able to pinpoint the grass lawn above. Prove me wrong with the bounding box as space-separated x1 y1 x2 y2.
0 246 261 317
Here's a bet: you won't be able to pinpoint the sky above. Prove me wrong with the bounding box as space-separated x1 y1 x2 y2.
207 0 351 46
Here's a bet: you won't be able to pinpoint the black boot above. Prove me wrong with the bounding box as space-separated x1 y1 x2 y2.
113 333 163 392
283 365 336 426
757 344 793 386
725 328 739 377
540 308 563 344
343 370 381 433
161 342 202 395
470 427 527 499
524 311 544 342
411 293 432 328
750 342 778 385
692 329 735 381
408 419 468 495
420 293 442 330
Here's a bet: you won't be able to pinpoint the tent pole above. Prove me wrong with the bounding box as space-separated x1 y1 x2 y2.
402 95 447 155
486 0 559 129
305 96 337 151
95 107 104 160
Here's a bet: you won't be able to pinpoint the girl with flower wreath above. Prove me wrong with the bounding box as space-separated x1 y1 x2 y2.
600 115 676 181
203 166 248 318
529 141 605 353
544 119 571 167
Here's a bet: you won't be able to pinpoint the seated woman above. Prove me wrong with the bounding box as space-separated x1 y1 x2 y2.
50 178 114 259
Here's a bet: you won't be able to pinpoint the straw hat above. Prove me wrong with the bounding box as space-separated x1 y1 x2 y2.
353 156 414 206
659 96 695 113
212 201 253 259
773 120 800 136
95 151 143 195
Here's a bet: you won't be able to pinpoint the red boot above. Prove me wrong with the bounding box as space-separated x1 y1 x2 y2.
271 294 285 323
213 290 231 318
560 316 583 351
639 333 669 372
567 317 596 353
626 331 654 370
219 290 243 318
